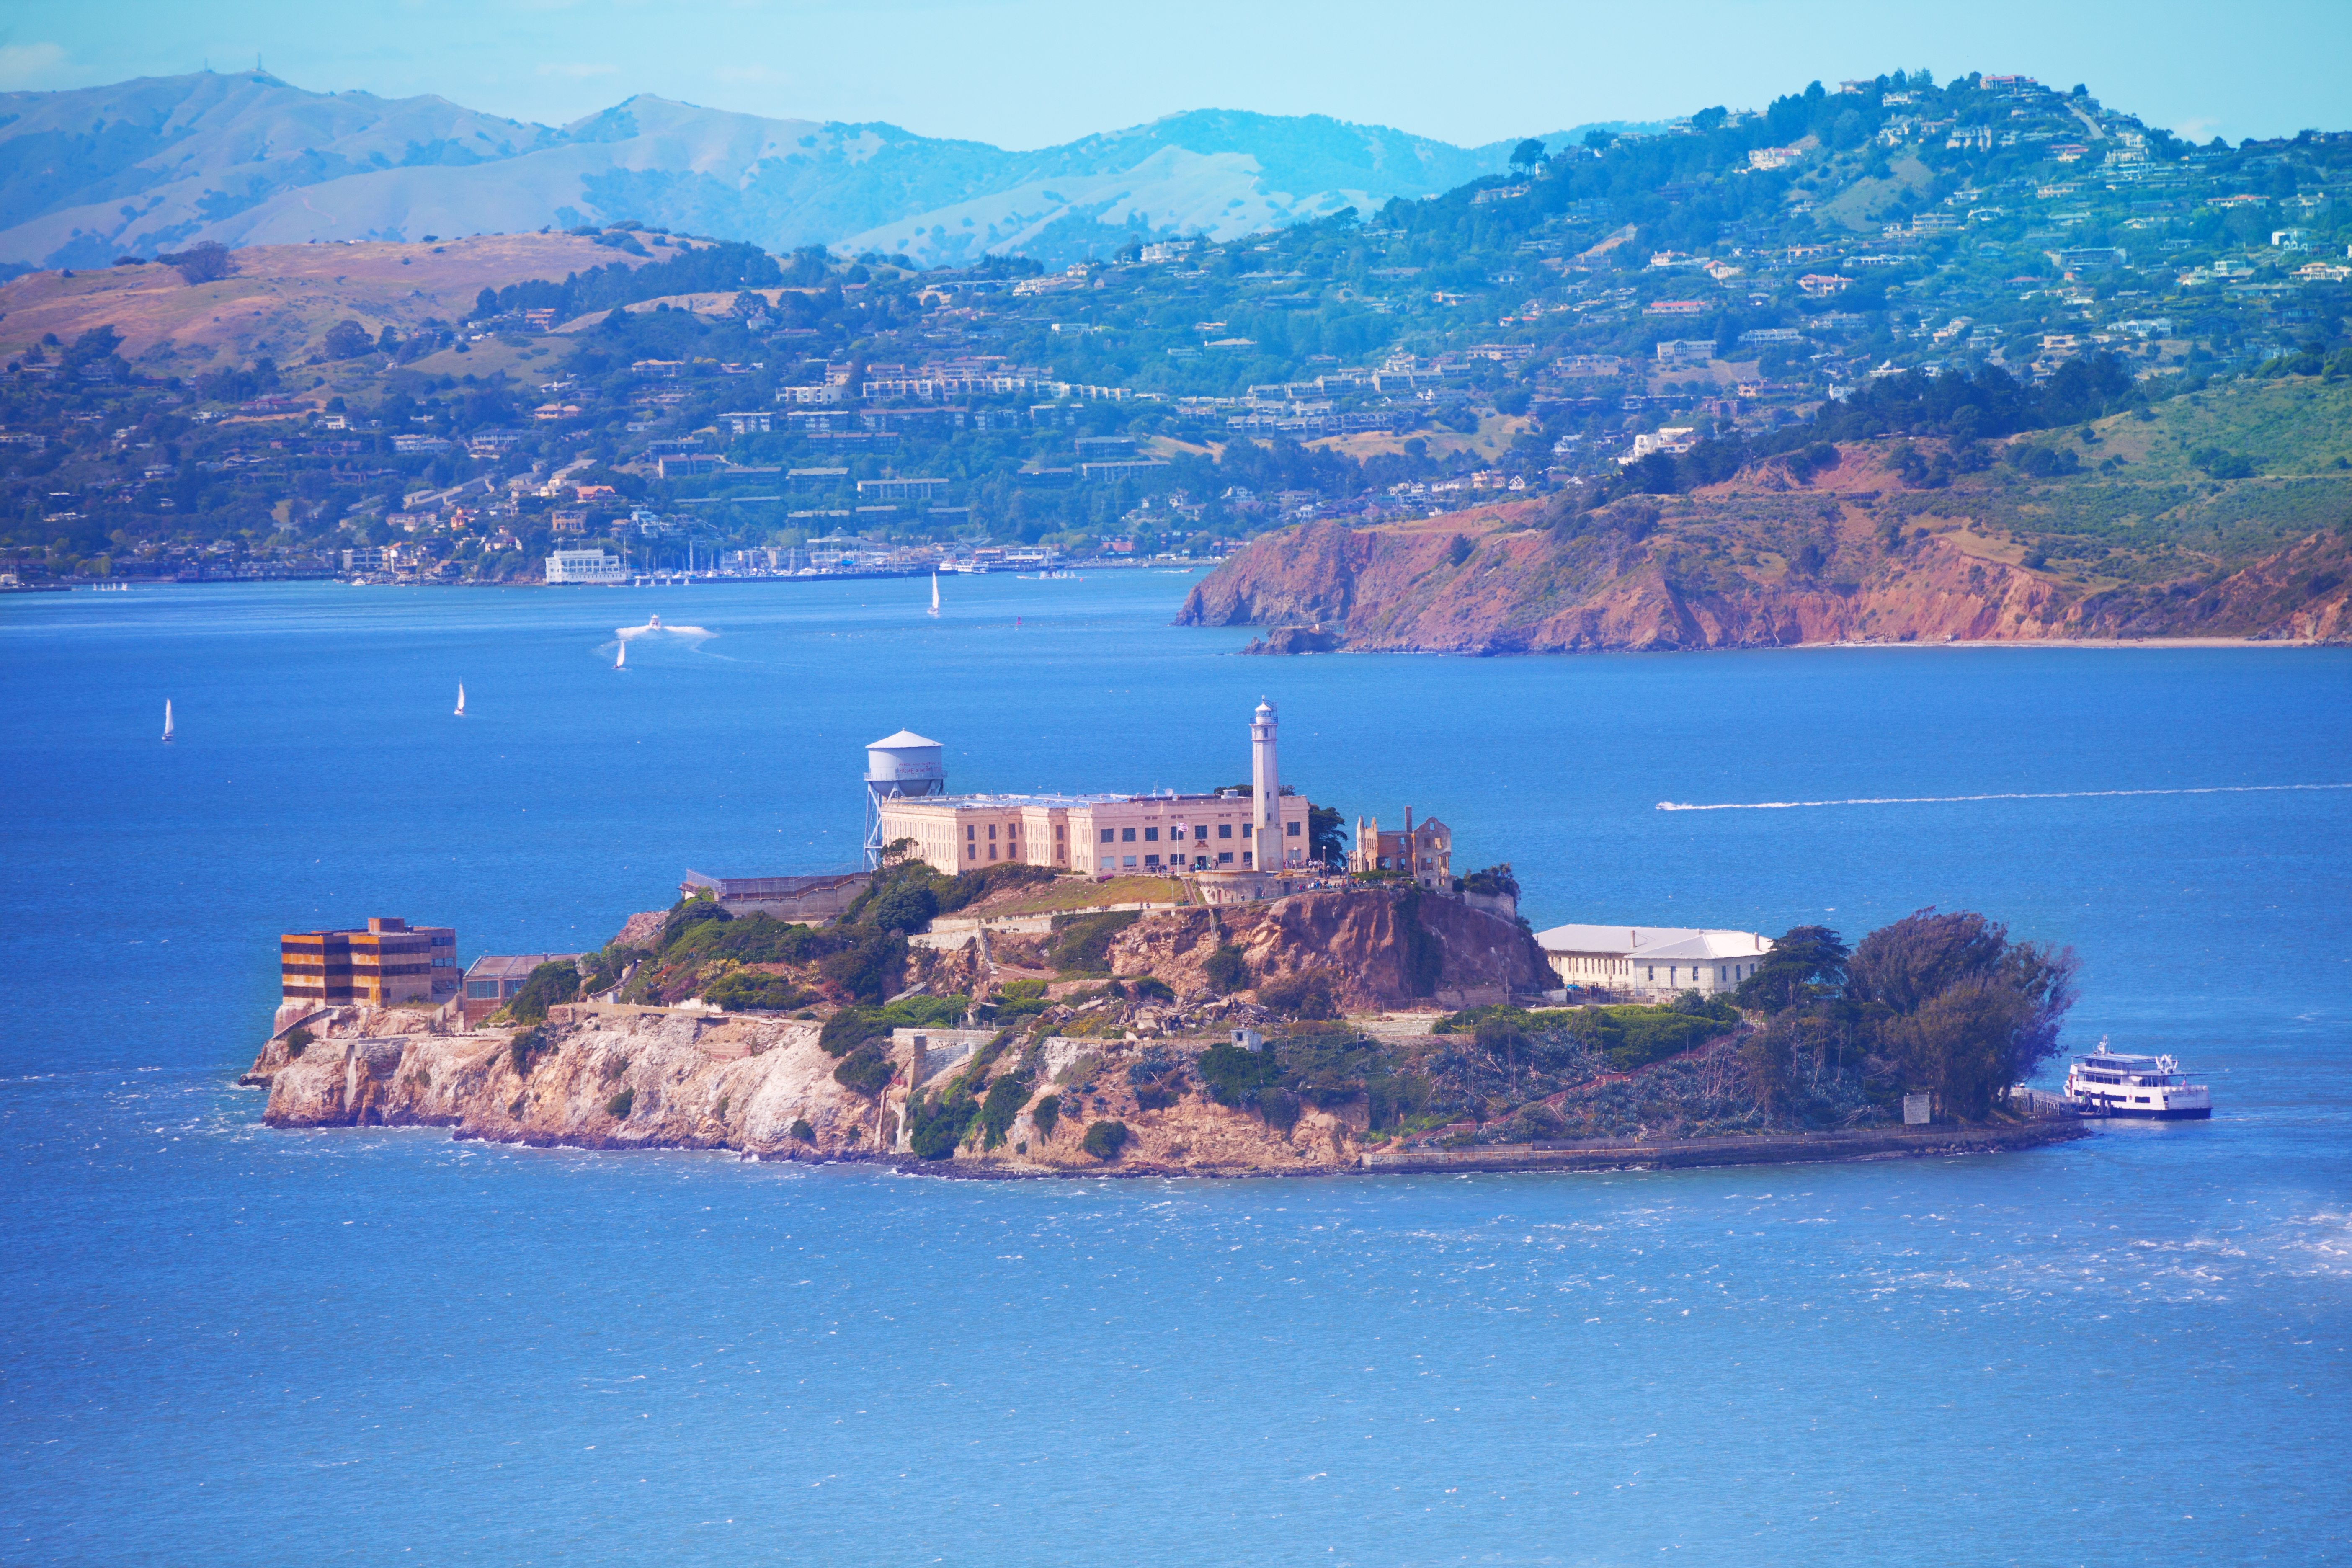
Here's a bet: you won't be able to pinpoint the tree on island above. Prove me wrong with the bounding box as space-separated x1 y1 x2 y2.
1738 910 2076 1121
157 241 234 285
1508 138 1548 173
1308 803 1347 867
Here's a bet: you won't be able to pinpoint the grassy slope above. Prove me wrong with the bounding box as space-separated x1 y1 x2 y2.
1199 378 2352 647
1882 377 2352 587
974 875 1189 916
0 234 654 372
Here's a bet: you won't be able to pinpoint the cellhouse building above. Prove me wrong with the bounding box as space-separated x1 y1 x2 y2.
869 701 1313 885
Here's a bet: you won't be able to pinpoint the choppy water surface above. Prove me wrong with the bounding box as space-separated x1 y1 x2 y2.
3 575 2347 1565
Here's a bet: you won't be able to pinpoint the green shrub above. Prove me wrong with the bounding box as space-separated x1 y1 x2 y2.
1507 1102 1567 1141
1128 975 1176 1002
506 960 582 1024
863 878 939 934
818 930 908 1003
1363 1070 1434 1132
833 1042 894 1097
682 913 847 969
1473 1014 1529 1056
820 993 971 1055
1082 1120 1130 1160
282 1026 314 1059
1257 970 1338 1019
1047 910 1140 974
790 1117 815 1143
605 1087 634 1119
1461 863 1519 899
936 861 1057 914
1257 1089 1302 1133
820 1006 881 1057
888 993 971 1029
1196 1041 1284 1106
659 890 732 949
579 942 646 997
1031 1094 1062 1137
988 977 1053 1020
977 1073 1034 1148
507 1025 549 1075
907 1088 980 1160
1201 943 1250 994
1603 1006 1736 1072
701 969 810 1013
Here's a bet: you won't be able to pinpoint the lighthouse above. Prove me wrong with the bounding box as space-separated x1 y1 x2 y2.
1251 699 1279 863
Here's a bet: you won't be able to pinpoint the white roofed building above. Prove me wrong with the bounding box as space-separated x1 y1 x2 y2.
1534 923 1773 1001
545 548 624 584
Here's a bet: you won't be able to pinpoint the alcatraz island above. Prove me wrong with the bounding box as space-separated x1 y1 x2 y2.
244 703 2085 1176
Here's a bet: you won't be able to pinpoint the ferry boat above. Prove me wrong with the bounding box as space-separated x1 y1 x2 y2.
2063 1039 2212 1119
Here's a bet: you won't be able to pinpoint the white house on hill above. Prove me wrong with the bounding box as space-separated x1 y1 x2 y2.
1533 923 1774 1000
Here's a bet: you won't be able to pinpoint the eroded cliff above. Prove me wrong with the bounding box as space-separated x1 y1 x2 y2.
244 887 1552 1176
250 1001 1374 1176
1179 445 2352 653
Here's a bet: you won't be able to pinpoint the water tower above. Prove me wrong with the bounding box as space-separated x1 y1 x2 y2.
864 730 946 867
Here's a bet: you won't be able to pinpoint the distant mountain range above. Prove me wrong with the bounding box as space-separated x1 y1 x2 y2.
0 70 1648 271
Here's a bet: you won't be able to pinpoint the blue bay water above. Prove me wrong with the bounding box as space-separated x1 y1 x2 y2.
3 573 2348 1565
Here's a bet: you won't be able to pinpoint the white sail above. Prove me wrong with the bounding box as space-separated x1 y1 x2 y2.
162 699 173 742
615 639 626 670
455 683 466 717
929 572 940 616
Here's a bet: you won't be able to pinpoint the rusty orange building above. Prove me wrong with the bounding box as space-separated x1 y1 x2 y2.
279 917 458 1008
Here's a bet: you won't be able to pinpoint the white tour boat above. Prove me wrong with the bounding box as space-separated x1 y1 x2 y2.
2063 1039 2212 1120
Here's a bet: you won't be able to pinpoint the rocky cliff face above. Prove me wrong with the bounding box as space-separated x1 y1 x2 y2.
1179 464 2352 654
249 1003 1370 1176
1104 887 1549 1011
245 888 1551 1176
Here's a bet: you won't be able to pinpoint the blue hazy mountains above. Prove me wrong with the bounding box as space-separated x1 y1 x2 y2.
0 70 1635 270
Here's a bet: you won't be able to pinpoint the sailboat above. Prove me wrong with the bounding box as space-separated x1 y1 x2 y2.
161 700 173 743
454 683 467 717
928 573 940 617
614 639 626 671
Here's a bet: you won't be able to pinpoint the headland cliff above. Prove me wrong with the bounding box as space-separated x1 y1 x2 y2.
1179 441 2352 655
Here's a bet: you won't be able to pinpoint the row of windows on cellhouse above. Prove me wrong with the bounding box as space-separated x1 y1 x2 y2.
1101 822 1299 843
1103 850 1254 870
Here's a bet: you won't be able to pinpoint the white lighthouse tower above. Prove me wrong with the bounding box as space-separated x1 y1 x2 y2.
1250 699 1279 865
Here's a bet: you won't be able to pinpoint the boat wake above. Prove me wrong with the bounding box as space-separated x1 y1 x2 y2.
616 619 714 641
1657 782 2352 811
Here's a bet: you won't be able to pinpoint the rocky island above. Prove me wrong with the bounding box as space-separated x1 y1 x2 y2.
245 861 2087 1177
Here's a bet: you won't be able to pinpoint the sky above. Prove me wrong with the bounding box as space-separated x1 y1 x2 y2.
0 0 2343 150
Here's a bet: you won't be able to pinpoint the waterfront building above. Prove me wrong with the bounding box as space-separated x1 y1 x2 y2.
281 917 458 1008
545 548 625 584
460 952 581 1024
1533 923 1773 1001
1350 810 1452 889
871 702 1312 880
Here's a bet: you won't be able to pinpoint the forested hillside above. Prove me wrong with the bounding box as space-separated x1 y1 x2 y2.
0 64 2346 607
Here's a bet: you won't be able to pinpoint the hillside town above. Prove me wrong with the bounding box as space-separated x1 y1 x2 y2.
3 68 2349 595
